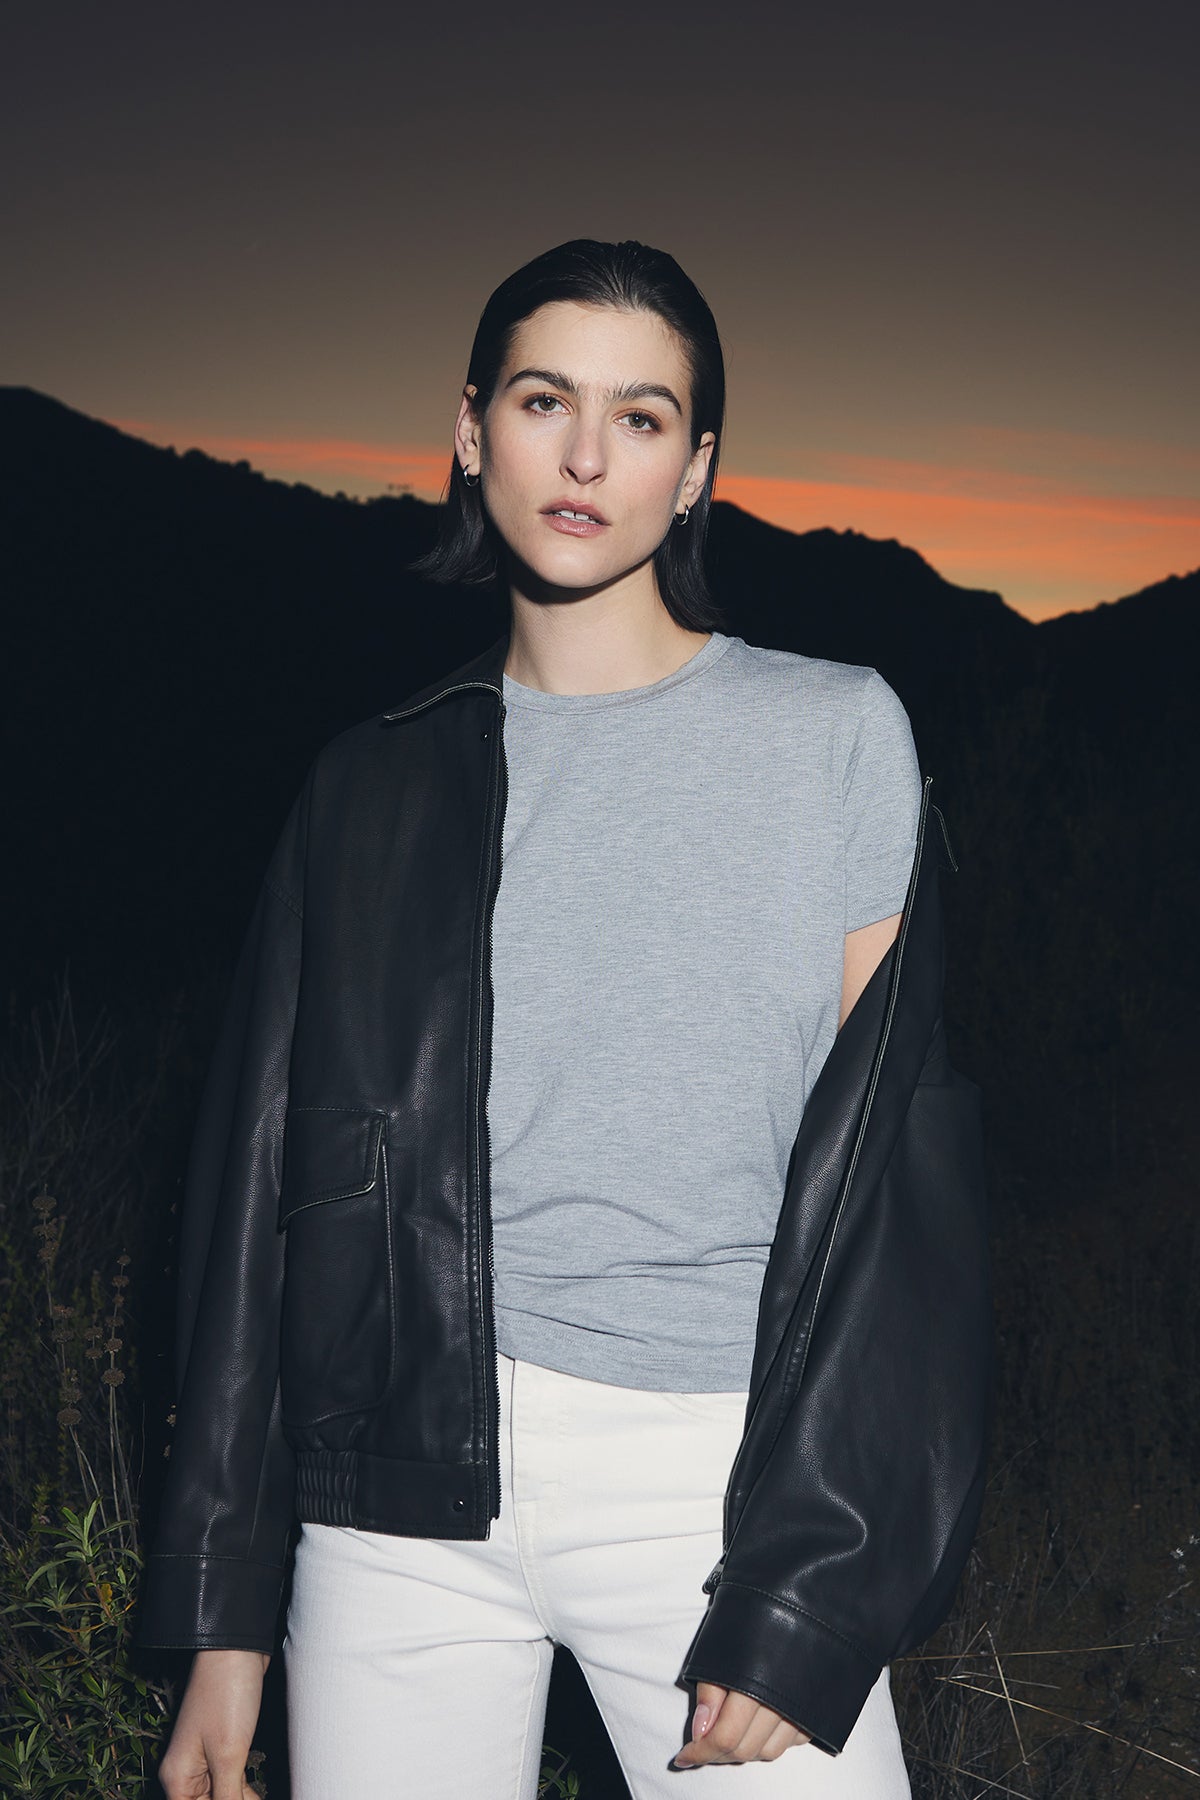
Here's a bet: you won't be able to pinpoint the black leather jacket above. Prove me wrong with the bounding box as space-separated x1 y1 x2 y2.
134 626 993 1756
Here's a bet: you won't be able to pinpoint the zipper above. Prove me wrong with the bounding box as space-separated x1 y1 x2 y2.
703 775 935 1596
477 692 508 1522
702 1554 726 1595
383 674 508 1527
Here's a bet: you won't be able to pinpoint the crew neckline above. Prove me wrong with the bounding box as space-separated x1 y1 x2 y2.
501 630 734 713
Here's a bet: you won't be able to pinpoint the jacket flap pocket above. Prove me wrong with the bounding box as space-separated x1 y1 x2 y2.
278 1107 384 1228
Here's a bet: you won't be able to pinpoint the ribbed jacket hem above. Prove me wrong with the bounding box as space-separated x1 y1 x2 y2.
293 1447 488 1536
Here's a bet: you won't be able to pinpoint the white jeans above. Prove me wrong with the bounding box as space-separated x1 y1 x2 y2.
284 1352 911 1798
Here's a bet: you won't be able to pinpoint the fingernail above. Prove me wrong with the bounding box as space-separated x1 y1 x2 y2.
693 1702 711 1736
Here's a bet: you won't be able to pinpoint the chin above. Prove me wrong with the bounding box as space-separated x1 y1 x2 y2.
519 531 666 593
514 542 624 593
527 567 622 600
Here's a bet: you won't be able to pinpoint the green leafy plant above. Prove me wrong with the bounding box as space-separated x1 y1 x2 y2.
0 1182 184 1796
538 1743 583 1797
0 1492 173 1796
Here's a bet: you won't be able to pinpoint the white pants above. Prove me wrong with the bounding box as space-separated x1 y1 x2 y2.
284 1352 911 1798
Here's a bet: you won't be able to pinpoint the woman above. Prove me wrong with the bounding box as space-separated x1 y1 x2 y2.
137 240 991 1798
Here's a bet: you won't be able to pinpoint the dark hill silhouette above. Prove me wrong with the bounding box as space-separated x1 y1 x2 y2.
2 384 1197 1185
706 500 1034 704
0 386 1024 987
1033 566 1197 734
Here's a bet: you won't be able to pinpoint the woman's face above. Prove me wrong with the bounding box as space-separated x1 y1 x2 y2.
455 300 715 600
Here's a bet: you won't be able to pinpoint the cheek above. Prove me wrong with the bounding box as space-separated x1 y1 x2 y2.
486 420 536 488
633 457 686 522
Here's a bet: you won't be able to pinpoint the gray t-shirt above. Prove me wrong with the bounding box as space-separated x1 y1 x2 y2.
487 629 922 1392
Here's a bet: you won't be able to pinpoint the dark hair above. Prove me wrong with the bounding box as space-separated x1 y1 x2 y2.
408 238 727 632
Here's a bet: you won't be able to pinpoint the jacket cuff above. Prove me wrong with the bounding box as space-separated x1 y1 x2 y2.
133 1553 287 1654
680 1578 881 1756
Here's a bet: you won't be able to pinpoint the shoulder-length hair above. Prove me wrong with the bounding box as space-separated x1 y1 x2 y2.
408 238 729 633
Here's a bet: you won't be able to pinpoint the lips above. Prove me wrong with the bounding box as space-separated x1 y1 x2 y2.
542 499 609 525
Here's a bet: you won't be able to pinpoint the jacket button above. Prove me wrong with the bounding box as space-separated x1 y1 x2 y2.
480 730 489 740
453 1497 466 1510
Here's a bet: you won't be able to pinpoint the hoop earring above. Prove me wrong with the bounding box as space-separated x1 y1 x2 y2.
462 467 480 487
674 503 691 525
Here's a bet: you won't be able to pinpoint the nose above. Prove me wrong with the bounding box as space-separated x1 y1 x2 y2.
560 412 606 485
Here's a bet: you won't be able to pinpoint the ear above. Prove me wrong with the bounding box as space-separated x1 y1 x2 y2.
454 384 482 477
680 430 716 509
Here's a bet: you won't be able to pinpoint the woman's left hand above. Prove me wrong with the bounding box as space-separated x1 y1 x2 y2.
672 1681 812 1767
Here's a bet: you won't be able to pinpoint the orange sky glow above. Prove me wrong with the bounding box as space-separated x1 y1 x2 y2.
113 420 1200 623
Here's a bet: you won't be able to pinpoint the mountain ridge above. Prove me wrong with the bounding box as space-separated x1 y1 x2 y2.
2 383 1196 1043
5 384 1193 627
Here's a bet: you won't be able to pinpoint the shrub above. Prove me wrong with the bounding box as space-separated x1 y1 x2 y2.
0 1187 185 1797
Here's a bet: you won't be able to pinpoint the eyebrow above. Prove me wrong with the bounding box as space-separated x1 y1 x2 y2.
502 366 684 417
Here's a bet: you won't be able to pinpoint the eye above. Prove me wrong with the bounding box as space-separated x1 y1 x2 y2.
623 411 660 434
525 393 566 416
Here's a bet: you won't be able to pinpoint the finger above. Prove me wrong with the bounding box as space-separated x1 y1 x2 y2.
695 1680 726 1713
724 1704 784 1763
674 1680 726 1764
680 1692 755 1764
676 1692 766 1765
690 1680 725 1742
757 1718 807 1760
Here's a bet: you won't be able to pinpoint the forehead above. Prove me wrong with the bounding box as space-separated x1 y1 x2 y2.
502 300 689 389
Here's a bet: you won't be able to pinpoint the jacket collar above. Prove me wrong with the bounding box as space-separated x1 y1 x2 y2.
380 626 512 723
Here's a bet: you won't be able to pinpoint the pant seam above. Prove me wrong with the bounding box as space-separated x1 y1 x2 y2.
513 1639 551 1800
509 1361 562 1638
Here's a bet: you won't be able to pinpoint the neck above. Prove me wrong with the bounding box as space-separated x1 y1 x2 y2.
503 585 712 698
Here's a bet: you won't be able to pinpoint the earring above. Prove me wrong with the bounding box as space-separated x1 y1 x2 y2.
462 466 480 487
674 503 691 524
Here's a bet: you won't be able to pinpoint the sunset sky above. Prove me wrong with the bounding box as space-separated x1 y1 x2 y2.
4 0 1197 621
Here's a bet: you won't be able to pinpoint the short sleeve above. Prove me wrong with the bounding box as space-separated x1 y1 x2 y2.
842 670 923 933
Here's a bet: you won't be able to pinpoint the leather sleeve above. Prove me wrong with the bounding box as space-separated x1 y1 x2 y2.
134 770 312 1652
681 1032 993 1755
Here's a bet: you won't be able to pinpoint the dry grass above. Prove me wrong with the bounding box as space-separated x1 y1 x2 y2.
892 1155 1200 1797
